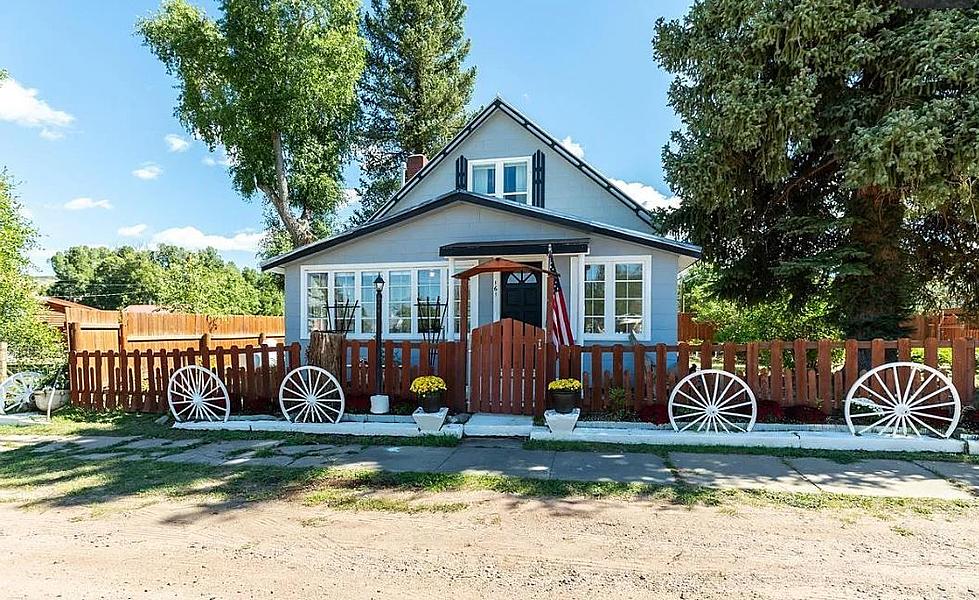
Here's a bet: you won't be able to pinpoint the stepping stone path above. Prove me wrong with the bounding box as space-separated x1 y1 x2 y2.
0 433 976 500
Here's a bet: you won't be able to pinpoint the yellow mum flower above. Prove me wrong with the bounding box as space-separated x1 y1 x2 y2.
410 375 447 394
548 378 582 392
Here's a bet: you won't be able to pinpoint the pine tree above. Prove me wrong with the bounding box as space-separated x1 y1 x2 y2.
353 0 476 224
654 2 979 338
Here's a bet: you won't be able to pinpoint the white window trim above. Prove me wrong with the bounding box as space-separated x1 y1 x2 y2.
300 262 452 340
468 156 532 204
447 258 479 340
578 255 652 342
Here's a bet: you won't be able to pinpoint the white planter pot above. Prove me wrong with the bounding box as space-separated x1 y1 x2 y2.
369 394 390 414
412 407 448 433
544 408 580 434
34 389 69 412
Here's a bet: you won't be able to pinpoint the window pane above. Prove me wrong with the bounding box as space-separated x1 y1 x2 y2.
614 262 643 334
306 272 329 333
503 162 527 193
332 272 355 332
417 269 443 334
360 271 379 334
472 165 495 195
388 270 412 334
503 192 528 204
584 264 605 335
453 267 473 336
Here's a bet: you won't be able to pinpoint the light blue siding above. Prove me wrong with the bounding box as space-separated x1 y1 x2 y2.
390 111 649 231
283 202 681 349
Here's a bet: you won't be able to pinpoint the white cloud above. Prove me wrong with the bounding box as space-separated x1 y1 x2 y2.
164 133 190 152
335 188 361 224
202 146 233 167
39 128 64 141
0 78 74 139
132 162 163 180
151 226 263 252
609 179 680 211
560 136 585 159
64 197 112 211
117 223 148 237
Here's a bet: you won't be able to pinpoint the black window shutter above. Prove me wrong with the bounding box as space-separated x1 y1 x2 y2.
455 156 468 190
532 150 545 207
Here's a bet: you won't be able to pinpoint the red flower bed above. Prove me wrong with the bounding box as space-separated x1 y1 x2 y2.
756 400 784 423
638 403 670 425
783 405 827 424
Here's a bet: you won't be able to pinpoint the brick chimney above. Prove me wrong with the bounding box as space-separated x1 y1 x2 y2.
404 153 428 182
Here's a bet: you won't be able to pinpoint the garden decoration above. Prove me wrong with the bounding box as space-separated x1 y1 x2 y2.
279 365 345 423
167 365 230 422
668 369 757 433
548 378 581 414
411 375 446 413
0 371 42 414
417 295 448 366
844 362 960 438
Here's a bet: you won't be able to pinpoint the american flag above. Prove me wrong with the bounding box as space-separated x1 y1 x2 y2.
547 245 575 349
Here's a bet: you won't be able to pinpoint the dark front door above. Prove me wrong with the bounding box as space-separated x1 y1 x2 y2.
501 266 542 327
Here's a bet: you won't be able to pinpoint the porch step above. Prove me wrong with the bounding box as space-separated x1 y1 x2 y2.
463 413 534 438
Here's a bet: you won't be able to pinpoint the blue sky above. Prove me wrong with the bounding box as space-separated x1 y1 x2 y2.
0 0 691 275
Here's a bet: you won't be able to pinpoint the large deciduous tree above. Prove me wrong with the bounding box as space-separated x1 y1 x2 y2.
353 0 476 223
0 171 62 360
654 2 979 338
138 0 366 248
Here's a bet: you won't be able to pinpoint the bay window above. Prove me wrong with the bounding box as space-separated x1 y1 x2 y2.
306 272 330 334
388 270 412 334
469 157 529 204
581 258 649 339
303 264 460 338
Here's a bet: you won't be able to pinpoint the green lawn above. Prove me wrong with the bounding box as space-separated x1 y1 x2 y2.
0 447 975 518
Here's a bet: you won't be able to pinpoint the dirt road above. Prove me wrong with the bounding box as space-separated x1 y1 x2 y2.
1 492 977 599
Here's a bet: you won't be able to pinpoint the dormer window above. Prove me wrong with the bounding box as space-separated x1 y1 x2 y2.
469 157 529 204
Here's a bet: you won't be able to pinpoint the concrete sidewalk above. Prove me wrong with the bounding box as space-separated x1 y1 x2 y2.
2 434 977 500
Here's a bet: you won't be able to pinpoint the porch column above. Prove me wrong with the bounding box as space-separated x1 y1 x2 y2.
459 277 470 349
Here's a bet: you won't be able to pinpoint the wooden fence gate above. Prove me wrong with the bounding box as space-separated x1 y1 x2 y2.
468 318 549 415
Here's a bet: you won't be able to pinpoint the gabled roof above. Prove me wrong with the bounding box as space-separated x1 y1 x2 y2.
371 97 657 227
261 190 701 271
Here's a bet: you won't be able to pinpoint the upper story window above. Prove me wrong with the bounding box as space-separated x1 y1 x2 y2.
469 157 529 204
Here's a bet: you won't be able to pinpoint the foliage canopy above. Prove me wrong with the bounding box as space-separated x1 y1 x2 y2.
48 245 283 316
138 0 366 248
353 0 476 223
654 1 979 337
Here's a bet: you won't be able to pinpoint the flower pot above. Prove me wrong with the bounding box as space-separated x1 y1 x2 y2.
418 391 444 414
34 389 69 412
551 390 578 414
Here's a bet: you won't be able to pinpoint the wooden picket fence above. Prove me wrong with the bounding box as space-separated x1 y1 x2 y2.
559 337 977 415
338 339 467 411
67 334 978 419
69 343 302 414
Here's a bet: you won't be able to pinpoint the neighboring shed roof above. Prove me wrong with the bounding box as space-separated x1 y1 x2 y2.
371 97 659 227
261 190 701 271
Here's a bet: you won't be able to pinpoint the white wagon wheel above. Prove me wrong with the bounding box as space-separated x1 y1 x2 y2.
845 362 960 438
279 366 345 423
0 372 42 415
668 369 757 433
167 365 230 422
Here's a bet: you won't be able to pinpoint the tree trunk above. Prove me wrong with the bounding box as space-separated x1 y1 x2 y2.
307 331 344 378
834 186 914 338
258 132 315 248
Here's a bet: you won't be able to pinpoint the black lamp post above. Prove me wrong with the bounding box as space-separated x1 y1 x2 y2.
373 275 385 395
